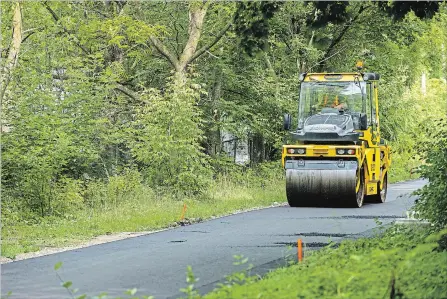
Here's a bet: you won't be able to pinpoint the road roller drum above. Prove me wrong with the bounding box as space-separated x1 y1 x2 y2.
285 160 360 206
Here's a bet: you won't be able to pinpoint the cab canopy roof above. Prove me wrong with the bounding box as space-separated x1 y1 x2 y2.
299 72 380 82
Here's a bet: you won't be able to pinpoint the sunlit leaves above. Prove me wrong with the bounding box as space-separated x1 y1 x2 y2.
62 281 73 289
414 118 447 228
2 0 447 223
129 76 212 195
54 261 63 271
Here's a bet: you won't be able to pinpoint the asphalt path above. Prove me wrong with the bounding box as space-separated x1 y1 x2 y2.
1 179 426 299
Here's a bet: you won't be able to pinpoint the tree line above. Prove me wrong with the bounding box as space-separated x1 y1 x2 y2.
1 1 446 221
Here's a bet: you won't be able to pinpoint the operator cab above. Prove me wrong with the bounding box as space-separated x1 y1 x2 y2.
284 70 380 144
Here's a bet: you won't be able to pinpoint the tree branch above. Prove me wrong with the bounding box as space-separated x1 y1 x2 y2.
21 31 36 44
43 1 90 55
115 84 139 101
187 21 232 65
264 52 276 77
281 35 293 52
223 88 250 100
309 44 349 72
149 36 180 70
170 10 181 58
318 5 371 71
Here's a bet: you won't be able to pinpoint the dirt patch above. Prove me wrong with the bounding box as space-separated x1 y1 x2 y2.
0 256 13 263
1 202 287 264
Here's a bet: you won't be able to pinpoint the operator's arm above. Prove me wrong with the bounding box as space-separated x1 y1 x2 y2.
335 103 347 110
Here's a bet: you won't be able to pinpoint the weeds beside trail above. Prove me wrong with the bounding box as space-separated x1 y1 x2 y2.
202 225 447 299
2 162 285 259
1 157 418 259
12 225 446 299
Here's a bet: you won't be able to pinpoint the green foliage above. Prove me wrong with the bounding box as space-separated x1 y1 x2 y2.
379 1 441 20
54 261 63 271
308 1 349 28
129 76 212 195
414 118 447 228
233 1 282 56
211 159 283 189
215 254 258 292
2 0 447 264
2 79 102 216
83 169 147 210
203 226 447 299
49 262 155 299
1 167 285 258
386 78 447 183
14 226 442 299
179 265 201 299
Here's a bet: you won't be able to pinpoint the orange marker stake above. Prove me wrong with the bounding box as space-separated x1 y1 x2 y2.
297 239 303 262
179 203 187 221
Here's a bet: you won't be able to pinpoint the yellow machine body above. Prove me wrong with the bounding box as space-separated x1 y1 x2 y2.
282 71 391 207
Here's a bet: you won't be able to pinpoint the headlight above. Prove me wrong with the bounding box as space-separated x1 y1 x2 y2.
287 148 306 154
337 149 345 155
337 148 356 155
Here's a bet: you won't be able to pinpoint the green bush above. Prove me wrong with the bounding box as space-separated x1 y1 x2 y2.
83 169 149 210
1 169 151 225
210 158 284 189
51 178 85 217
202 226 447 299
1 177 85 225
33 226 446 299
129 76 212 196
414 118 447 228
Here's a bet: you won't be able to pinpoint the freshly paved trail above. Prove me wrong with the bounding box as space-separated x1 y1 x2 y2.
1 179 425 299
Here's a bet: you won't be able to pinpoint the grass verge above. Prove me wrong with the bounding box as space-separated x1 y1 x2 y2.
1 178 285 259
0 166 424 259
202 225 447 299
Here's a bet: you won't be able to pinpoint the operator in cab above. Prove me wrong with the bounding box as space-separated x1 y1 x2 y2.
330 95 348 111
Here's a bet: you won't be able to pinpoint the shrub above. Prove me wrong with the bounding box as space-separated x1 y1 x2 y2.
83 169 149 209
129 76 212 196
413 118 447 228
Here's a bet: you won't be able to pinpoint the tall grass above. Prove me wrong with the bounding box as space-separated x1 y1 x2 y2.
2 163 286 258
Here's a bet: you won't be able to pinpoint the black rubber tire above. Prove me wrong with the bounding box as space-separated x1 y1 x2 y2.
346 168 365 208
370 173 388 203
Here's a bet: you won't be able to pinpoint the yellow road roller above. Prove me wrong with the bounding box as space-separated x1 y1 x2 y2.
282 66 391 208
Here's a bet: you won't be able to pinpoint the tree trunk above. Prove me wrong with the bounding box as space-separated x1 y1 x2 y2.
178 3 208 73
1 1 22 132
149 1 232 84
249 133 265 166
208 56 223 156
